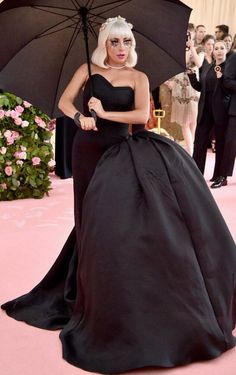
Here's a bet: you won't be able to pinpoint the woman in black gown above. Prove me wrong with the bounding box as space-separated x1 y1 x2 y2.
2 16 236 374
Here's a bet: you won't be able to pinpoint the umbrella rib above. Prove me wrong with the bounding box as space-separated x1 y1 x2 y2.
87 20 98 39
32 5 77 11
52 21 81 117
31 8 80 39
88 0 131 22
90 0 130 12
51 23 82 118
134 29 186 69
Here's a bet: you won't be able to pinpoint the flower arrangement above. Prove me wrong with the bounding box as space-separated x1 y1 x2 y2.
0 92 55 200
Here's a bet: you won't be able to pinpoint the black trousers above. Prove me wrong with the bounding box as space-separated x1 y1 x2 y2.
193 97 227 179
219 116 236 176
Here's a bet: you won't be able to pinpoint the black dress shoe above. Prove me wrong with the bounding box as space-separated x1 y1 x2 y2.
209 177 216 182
210 176 227 188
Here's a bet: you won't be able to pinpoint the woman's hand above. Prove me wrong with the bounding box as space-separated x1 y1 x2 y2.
164 80 174 90
88 97 106 118
215 71 223 79
79 115 98 131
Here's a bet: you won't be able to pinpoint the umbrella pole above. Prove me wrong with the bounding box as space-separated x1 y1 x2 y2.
80 7 97 122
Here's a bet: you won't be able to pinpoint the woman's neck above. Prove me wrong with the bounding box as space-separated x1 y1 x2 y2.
215 58 225 65
105 63 126 70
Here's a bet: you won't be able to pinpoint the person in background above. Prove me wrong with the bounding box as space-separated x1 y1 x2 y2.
201 34 215 65
232 34 236 51
223 34 235 59
165 23 202 155
212 52 236 188
200 34 216 153
215 24 229 40
194 24 206 52
188 40 229 182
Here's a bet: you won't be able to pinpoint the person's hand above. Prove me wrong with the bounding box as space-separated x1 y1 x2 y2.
88 97 106 118
164 80 174 90
79 115 98 131
187 38 195 50
186 68 195 75
215 71 223 79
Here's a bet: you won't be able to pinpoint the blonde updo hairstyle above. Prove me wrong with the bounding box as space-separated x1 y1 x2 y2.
91 16 137 68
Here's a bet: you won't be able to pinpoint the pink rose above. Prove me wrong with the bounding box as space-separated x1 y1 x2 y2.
14 117 23 126
7 137 15 145
14 151 27 160
23 101 32 108
10 110 19 119
20 145 27 151
32 156 41 165
12 131 20 139
35 116 46 128
5 166 13 176
14 151 20 158
15 105 24 114
4 110 11 117
47 119 56 131
19 151 27 160
0 109 5 119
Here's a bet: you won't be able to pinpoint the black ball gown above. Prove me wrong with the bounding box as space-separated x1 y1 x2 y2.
2 74 236 374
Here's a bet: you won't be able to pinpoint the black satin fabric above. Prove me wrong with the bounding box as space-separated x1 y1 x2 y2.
2 74 236 374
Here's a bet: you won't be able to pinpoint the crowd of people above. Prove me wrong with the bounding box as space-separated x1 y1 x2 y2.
163 23 236 188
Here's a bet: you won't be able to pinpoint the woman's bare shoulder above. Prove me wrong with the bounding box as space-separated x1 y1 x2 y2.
73 63 90 77
129 69 149 89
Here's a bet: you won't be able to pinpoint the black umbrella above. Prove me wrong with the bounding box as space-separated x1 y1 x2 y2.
0 0 191 117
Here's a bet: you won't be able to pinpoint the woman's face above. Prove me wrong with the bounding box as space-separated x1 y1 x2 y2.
213 41 227 62
223 36 232 52
106 35 132 66
204 38 215 55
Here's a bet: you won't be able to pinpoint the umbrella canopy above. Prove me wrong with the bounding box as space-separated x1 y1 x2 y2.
0 0 191 117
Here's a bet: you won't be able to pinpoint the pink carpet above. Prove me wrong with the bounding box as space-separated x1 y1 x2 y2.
0 151 235 375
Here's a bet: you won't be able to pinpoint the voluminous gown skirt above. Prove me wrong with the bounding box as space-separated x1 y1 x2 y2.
2 75 236 374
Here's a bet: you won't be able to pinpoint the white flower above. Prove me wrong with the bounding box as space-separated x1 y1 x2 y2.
4 130 12 138
48 159 56 167
21 120 29 128
0 146 7 155
16 160 24 166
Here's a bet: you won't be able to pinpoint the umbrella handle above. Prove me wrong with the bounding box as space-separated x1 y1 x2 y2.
90 109 97 123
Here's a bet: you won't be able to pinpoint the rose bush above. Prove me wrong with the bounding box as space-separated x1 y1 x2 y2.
0 92 55 200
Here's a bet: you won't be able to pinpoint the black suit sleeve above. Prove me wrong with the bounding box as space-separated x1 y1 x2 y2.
223 54 236 92
188 73 201 92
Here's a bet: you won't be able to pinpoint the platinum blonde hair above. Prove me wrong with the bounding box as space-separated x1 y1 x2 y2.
91 16 137 68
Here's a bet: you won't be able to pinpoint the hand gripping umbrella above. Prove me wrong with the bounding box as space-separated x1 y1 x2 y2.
0 0 191 117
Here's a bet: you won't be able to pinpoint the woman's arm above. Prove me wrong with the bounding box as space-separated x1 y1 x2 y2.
188 71 202 92
58 63 88 118
88 71 150 124
188 40 205 68
58 64 97 130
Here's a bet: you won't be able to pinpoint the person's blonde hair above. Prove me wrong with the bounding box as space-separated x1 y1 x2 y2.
91 16 137 68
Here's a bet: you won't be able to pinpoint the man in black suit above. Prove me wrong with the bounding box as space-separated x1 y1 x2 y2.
188 58 228 183
213 53 236 187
